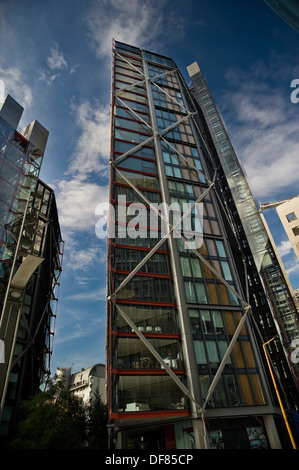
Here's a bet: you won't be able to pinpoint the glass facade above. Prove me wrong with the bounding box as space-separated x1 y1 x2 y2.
0 115 43 284
107 41 293 450
0 97 64 437
109 43 188 420
188 62 299 412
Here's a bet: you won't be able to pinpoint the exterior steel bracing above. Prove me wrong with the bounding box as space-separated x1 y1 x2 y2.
106 41 290 449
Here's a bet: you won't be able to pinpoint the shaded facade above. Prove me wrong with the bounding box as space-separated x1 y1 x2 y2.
0 95 63 437
106 41 298 449
187 62 299 411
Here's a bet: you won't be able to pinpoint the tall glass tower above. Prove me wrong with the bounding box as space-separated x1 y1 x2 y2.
0 95 64 439
107 41 299 450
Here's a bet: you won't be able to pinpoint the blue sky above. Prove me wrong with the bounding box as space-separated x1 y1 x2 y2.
0 0 298 375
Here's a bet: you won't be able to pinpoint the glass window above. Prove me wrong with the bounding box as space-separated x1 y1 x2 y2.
115 374 188 412
218 340 231 364
242 341 256 368
118 156 156 174
194 340 207 366
115 90 147 103
286 212 296 222
165 165 173 177
206 340 218 366
115 128 151 143
221 261 233 281
195 282 207 303
211 310 225 334
0 178 16 205
180 257 191 276
206 283 218 304
116 304 178 334
292 225 299 236
191 257 202 277
163 151 171 163
250 374 266 405
188 309 200 334
115 96 148 113
225 375 241 406
114 170 159 190
201 310 213 333
116 337 182 370
223 311 236 335
184 281 196 303
0 158 20 186
173 167 182 178
213 376 227 407
116 274 173 303
6 143 26 168
237 375 254 406
115 117 149 134
114 140 155 158
215 240 226 257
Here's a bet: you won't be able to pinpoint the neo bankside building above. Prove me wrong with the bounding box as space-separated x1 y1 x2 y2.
106 41 299 450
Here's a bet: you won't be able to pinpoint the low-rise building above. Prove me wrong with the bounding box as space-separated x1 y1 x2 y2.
55 364 105 404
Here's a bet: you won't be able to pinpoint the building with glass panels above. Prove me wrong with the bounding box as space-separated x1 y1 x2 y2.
107 41 299 449
0 95 64 438
187 62 299 408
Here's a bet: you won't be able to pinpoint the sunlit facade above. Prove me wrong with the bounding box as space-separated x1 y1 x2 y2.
107 41 297 449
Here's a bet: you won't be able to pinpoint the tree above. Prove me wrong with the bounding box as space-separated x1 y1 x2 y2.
86 391 108 449
8 381 108 449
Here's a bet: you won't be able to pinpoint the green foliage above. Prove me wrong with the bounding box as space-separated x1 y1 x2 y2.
9 381 108 449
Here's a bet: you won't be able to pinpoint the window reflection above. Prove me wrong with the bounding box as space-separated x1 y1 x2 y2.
115 337 184 370
115 374 188 412
116 304 179 334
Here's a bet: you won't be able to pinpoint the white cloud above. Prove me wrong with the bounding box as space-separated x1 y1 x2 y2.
286 261 299 281
68 99 110 179
39 43 75 86
64 245 106 272
64 286 106 301
221 62 299 200
84 0 164 59
55 177 108 272
56 177 109 231
47 43 68 70
0 66 33 109
84 0 184 60
38 69 60 86
277 239 293 258
53 313 104 345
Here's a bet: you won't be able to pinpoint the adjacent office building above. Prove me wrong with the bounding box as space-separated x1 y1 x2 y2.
0 95 63 437
107 41 299 449
188 62 299 396
275 196 299 262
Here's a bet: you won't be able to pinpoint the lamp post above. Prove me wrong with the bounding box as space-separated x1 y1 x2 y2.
263 338 297 449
